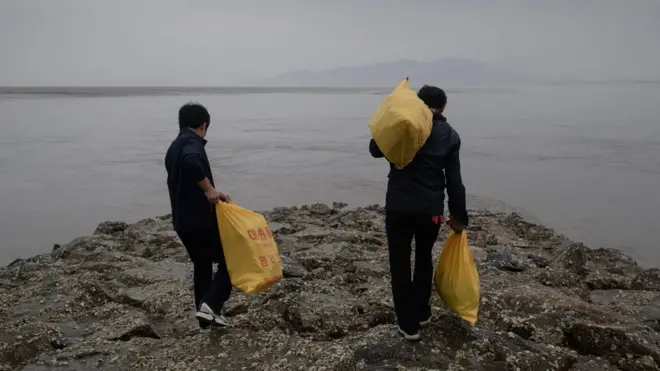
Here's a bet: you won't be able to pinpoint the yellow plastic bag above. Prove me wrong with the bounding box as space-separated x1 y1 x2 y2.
215 202 283 294
434 231 480 325
368 78 433 169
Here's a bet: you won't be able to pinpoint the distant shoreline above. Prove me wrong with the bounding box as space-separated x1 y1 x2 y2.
2 81 657 99
0 86 392 97
0 86 518 98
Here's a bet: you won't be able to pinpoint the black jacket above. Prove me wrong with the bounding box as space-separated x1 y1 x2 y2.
165 130 217 233
370 113 469 227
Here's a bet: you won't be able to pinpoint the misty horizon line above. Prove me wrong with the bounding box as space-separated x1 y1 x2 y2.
1 79 659 90
3 57 659 89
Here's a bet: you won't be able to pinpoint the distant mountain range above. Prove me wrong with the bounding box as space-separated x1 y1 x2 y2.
251 58 525 87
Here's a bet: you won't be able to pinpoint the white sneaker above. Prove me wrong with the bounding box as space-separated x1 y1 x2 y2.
398 327 421 341
213 314 231 327
196 303 231 327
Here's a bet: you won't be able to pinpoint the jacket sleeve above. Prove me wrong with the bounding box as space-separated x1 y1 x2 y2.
181 142 207 183
445 137 469 227
369 139 385 158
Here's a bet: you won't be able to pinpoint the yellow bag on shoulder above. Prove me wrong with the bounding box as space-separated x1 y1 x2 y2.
215 202 283 294
434 231 480 325
368 78 433 169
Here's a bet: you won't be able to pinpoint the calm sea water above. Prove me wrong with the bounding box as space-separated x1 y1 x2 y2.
1 84 659 266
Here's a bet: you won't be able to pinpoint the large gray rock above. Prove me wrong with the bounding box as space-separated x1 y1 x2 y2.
2 204 657 370
584 248 643 290
487 247 534 272
570 356 619 370
564 321 660 364
93 221 129 236
550 242 589 274
633 269 660 291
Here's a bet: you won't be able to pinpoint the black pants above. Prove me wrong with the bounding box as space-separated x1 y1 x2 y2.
178 228 232 313
386 210 441 333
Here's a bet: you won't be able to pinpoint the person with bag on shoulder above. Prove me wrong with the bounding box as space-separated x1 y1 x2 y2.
369 85 469 341
165 102 232 330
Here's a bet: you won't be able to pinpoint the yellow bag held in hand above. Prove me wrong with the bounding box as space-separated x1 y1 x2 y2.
368 78 433 169
434 231 480 325
215 202 283 294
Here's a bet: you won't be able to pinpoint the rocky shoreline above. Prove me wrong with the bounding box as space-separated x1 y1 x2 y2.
2 203 660 370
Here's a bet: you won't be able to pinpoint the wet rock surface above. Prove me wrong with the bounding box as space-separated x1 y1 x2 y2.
1 203 658 370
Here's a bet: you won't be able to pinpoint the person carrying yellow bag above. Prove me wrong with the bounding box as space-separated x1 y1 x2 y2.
215 202 283 295
165 103 234 330
369 84 469 341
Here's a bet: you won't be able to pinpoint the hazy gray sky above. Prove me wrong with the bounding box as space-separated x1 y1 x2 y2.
1 0 659 86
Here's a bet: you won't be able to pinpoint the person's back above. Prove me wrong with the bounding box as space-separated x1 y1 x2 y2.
166 129 215 233
381 113 467 223
164 102 233 330
369 85 468 341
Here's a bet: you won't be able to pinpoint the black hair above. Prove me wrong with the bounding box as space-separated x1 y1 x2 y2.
417 85 447 109
178 102 210 130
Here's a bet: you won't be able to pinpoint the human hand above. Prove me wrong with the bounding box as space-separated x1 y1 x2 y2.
204 188 221 203
205 188 232 203
448 216 464 235
218 191 232 203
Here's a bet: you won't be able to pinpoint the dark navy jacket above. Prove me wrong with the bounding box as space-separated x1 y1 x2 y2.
165 130 216 233
370 113 469 227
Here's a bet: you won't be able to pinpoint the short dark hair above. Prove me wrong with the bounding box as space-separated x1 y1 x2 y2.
178 102 210 130
417 85 447 109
